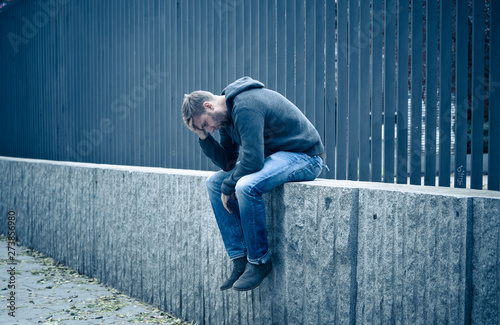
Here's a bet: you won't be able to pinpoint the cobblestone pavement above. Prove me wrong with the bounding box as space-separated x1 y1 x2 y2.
0 235 194 325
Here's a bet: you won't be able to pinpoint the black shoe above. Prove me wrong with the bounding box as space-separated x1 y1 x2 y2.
220 257 248 291
232 260 272 291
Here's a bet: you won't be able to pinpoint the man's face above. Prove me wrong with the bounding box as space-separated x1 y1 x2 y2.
192 110 230 134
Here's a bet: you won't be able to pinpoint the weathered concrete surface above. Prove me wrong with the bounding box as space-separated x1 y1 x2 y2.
357 190 469 324
471 197 500 324
268 183 358 324
1 157 499 325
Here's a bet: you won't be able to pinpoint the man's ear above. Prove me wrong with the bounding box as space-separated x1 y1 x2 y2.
203 101 214 111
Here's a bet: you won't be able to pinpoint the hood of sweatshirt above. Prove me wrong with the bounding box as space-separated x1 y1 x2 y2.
221 76 265 111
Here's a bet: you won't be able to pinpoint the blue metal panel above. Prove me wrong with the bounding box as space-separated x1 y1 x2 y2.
221 0 228 87
173 0 181 169
425 0 438 186
286 0 295 102
348 0 359 181
396 0 409 184
0 0 496 191
101 1 110 165
214 0 222 101
235 0 244 79
315 0 325 176
295 0 305 111
137 0 145 167
159 0 168 168
276 0 286 96
305 0 325 139
371 0 383 182
251 0 259 78
7 5 14 157
410 0 423 185
439 0 452 186
471 0 485 190
181 0 189 169
141 2 148 166
198 0 207 171
227 0 237 84
166 0 173 169
243 0 251 77
336 0 348 180
489 0 500 190
6 5 15 157
43 1 51 161
9 3 16 158
267 0 276 91
384 0 396 183
114 0 123 166
454 0 468 189
259 0 267 84
206 0 216 171
191 0 199 168
306 0 315 121
152 0 161 168
358 0 370 182
324 0 336 178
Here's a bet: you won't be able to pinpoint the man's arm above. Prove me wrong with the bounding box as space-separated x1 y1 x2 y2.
199 130 239 171
186 119 238 171
186 118 208 140
221 108 265 195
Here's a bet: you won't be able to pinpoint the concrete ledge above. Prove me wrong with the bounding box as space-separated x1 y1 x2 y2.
1 156 499 324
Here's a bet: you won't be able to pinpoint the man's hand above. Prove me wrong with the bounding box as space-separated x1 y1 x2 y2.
187 119 208 140
222 193 236 214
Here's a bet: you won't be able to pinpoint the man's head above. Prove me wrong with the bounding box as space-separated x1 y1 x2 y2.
182 91 230 134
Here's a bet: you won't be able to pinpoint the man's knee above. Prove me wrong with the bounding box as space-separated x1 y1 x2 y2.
235 177 261 198
206 171 226 195
206 175 218 194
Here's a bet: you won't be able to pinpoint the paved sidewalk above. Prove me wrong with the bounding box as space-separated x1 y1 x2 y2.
0 235 194 324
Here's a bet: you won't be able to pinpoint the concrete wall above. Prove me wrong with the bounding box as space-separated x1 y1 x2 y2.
1 156 499 325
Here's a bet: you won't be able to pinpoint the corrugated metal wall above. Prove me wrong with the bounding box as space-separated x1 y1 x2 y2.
1 0 498 190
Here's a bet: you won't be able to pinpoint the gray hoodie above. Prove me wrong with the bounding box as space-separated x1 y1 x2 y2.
199 76 324 195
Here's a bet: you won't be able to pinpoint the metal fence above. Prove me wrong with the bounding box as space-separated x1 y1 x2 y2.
0 0 498 190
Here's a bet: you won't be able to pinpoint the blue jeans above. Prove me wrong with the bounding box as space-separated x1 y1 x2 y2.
206 151 325 265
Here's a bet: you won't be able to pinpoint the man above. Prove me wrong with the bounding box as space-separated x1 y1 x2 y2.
181 76 325 291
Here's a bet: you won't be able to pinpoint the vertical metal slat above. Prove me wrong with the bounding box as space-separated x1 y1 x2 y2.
488 0 500 190
397 0 409 184
286 0 296 102
259 0 267 84
470 0 485 190
276 0 286 96
235 0 244 79
454 0 468 188
371 0 383 182
410 0 423 185
295 0 305 111
221 0 229 87
347 0 359 181
336 0 348 180
384 0 396 183
250 0 259 79
425 0 438 186
314 0 325 171
305 0 316 123
439 0 453 186
358 0 370 181
227 0 237 84
267 0 276 91
324 0 336 178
